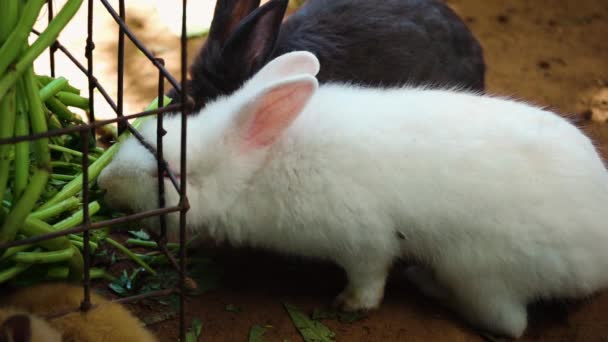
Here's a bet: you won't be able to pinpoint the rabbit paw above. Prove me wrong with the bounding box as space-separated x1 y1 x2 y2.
449 279 528 338
332 265 388 312
333 286 381 312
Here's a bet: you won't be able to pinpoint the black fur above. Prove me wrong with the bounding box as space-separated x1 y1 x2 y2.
167 0 485 113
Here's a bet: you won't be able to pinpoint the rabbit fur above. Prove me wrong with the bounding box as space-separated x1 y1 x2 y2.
99 52 608 338
168 0 485 112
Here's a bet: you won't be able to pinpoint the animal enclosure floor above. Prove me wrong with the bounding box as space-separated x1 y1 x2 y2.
35 0 608 341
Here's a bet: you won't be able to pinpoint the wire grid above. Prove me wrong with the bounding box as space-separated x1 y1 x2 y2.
0 0 191 340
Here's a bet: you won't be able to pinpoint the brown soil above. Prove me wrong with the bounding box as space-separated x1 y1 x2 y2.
33 0 608 341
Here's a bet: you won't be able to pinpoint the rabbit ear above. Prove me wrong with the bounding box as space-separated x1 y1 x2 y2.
234 75 318 150
245 51 320 90
1 314 32 342
208 0 262 45
222 0 289 71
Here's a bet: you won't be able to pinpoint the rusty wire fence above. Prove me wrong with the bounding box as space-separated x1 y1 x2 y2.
0 0 192 340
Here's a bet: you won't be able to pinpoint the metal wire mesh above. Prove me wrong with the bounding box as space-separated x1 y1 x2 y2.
0 0 191 339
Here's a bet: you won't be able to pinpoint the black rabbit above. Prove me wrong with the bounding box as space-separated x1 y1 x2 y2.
168 0 485 112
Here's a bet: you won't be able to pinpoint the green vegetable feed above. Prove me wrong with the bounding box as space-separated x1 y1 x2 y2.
0 0 169 286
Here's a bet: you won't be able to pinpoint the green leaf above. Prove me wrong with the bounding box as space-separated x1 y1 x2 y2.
225 304 241 313
283 303 335 342
128 229 151 241
248 325 266 342
185 318 203 342
108 269 142 296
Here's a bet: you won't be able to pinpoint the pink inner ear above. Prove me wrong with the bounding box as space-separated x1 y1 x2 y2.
243 80 315 149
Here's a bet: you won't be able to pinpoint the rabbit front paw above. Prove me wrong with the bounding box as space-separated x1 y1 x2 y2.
333 264 389 312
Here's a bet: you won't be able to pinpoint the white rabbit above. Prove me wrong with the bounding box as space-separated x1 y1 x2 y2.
98 51 608 338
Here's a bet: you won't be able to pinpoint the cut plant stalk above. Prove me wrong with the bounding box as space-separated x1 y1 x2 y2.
39 77 68 102
22 218 72 251
55 91 89 110
0 0 84 102
0 243 34 262
0 0 47 78
14 80 30 200
13 247 75 264
53 201 100 230
0 169 49 243
0 263 31 284
126 239 180 249
70 239 98 252
104 237 157 275
46 266 114 281
0 0 19 43
68 245 84 282
51 174 76 181
37 75 80 94
49 144 97 161
39 96 172 210
0 67 53 243
28 196 80 221
45 96 81 122
0 87 16 207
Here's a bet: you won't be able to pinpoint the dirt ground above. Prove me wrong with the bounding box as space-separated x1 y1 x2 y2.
31 0 608 341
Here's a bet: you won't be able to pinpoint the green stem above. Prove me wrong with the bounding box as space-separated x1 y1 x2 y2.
45 96 80 122
46 266 114 281
24 67 51 168
22 217 71 250
70 239 98 252
0 0 19 43
51 174 76 181
53 201 100 230
126 238 180 249
68 245 84 282
0 263 31 284
69 234 83 241
36 75 80 94
39 77 67 102
0 243 34 262
0 169 49 243
0 66 55 241
0 0 84 102
0 0 47 78
14 81 30 200
0 87 16 205
39 118 147 209
104 237 157 275
50 161 82 169
28 196 80 221
38 96 172 210
55 92 89 110
47 112 63 130
13 247 74 264
92 147 105 155
49 144 97 161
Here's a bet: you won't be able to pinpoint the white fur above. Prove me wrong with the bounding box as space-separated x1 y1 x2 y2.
98 52 608 338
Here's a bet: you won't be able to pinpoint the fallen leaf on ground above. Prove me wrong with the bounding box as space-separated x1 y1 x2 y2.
186 318 203 342
248 324 267 342
283 303 335 342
